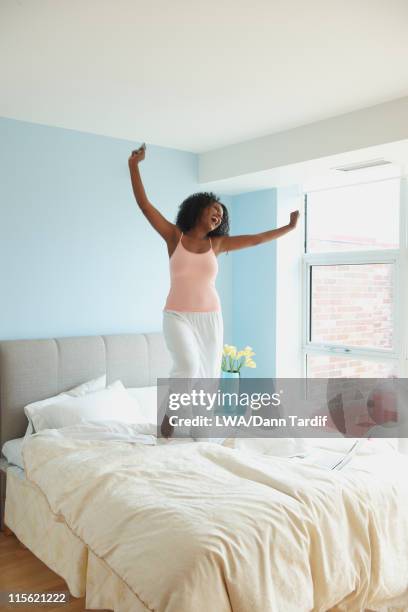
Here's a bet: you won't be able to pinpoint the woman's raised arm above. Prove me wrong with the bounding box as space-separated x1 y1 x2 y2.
128 144 177 242
216 211 300 254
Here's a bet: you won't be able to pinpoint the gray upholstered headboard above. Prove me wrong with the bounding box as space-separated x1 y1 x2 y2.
0 332 172 446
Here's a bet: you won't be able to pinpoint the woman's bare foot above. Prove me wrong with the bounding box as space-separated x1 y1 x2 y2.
160 414 174 439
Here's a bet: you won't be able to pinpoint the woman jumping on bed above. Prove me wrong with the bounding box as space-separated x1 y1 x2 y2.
128 143 299 438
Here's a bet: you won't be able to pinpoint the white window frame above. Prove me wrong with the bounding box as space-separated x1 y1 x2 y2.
302 176 408 378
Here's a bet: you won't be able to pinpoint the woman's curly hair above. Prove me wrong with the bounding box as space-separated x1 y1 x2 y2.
175 192 229 236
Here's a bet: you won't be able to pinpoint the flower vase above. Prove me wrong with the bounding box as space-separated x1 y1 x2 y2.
219 370 241 415
221 371 240 380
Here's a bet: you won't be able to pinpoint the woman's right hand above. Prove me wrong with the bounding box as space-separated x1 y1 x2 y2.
128 143 146 168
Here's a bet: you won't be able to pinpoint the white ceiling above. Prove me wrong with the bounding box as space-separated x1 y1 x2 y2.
1 0 408 153
199 140 408 194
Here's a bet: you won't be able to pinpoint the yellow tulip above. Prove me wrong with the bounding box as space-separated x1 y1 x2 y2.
224 344 255 366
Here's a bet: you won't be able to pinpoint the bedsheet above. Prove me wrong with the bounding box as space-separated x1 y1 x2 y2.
22 423 408 612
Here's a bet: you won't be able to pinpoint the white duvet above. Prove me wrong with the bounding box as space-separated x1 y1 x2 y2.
22 422 408 612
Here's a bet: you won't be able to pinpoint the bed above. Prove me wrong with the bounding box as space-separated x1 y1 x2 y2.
0 332 172 609
1 333 408 611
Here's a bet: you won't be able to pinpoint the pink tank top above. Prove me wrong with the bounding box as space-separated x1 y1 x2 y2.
164 232 221 312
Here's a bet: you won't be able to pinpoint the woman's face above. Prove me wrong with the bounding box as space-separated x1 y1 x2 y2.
201 201 224 232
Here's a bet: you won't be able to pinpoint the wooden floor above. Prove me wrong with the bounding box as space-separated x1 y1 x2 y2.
0 531 89 610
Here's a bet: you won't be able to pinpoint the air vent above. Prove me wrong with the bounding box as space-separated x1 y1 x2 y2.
332 158 392 172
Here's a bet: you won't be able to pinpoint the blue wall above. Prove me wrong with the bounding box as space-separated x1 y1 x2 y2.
0 117 275 376
0 118 232 340
229 190 277 378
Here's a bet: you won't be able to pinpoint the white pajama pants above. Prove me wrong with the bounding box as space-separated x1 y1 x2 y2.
162 310 224 441
162 310 224 379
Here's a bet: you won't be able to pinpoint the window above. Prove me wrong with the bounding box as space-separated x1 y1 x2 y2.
310 263 394 350
306 354 398 379
306 179 400 253
303 177 403 378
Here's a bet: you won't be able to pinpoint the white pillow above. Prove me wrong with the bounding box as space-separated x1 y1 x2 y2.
1 437 25 470
66 374 107 397
26 380 141 432
127 386 157 424
24 374 106 434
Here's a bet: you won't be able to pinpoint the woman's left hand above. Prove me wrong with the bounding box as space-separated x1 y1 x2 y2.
289 210 300 228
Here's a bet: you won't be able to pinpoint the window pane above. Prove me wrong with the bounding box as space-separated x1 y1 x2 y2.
306 179 399 253
310 263 393 350
306 354 398 378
